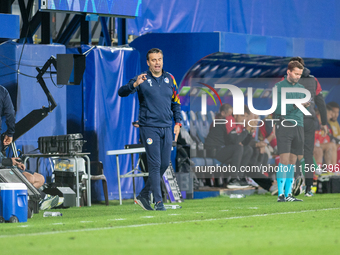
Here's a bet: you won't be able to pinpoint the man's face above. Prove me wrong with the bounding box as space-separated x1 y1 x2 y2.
221 108 233 117
332 107 339 121
287 67 302 84
327 110 334 121
227 108 233 117
235 114 247 123
147 53 163 76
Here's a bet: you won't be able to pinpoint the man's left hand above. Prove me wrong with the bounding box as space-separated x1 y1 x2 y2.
174 125 181 142
3 135 13 146
11 158 26 170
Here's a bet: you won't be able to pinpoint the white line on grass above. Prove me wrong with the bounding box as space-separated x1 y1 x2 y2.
51 223 63 225
107 218 126 221
140 216 154 218
169 214 180 216
80 221 94 223
1 208 339 239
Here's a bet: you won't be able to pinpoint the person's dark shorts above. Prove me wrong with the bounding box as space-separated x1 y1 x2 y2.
275 121 304 155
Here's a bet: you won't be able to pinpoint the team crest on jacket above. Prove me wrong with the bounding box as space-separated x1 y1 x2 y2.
147 138 153 145
164 77 169 83
147 79 152 86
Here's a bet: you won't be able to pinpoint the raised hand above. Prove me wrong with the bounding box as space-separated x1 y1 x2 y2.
133 73 147 87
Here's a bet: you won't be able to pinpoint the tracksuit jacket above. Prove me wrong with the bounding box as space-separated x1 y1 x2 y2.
118 70 182 127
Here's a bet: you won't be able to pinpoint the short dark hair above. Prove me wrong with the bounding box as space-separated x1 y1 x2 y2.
146 48 163 60
288 61 304 71
289 57 305 67
219 103 232 113
327 101 340 109
326 104 333 111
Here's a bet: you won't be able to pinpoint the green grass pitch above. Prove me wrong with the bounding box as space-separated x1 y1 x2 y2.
1 193 340 255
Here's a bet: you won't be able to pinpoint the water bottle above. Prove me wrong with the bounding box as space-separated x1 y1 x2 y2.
164 204 182 209
43 211 63 217
229 194 246 198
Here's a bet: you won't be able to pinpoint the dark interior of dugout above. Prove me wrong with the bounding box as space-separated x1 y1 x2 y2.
130 32 340 117
179 52 340 116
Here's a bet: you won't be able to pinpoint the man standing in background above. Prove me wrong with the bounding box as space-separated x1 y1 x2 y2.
274 61 309 202
288 57 328 197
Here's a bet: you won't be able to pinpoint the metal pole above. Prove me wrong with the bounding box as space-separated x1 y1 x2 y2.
131 153 136 202
116 155 122 205
84 155 91 206
75 156 79 207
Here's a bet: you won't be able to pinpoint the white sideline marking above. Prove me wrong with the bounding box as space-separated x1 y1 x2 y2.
249 207 258 209
80 221 93 223
107 218 126 221
52 223 63 225
169 214 180 216
18 225 29 228
219 210 229 212
195 212 203 214
1 208 339 238
141 216 154 219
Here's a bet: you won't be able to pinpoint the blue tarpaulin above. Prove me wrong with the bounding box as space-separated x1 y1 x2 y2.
67 46 143 201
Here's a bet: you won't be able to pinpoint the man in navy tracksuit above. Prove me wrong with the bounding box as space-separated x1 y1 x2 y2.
118 48 182 211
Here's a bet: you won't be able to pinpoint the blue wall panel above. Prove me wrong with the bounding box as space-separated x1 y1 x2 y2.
128 0 340 43
0 14 19 40
0 42 67 179
130 33 220 84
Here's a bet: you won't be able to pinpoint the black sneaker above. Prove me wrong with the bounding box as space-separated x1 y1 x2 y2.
135 195 154 211
239 178 250 186
292 176 303 196
154 201 166 211
277 194 286 202
286 194 303 202
227 178 250 189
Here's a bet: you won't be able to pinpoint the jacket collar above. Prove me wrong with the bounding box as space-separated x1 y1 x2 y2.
147 69 166 79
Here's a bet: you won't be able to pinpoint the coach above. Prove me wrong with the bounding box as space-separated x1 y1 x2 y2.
118 48 182 211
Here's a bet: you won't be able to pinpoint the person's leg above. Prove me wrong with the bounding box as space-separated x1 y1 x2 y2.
320 143 333 165
152 127 173 210
159 127 173 177
247 152 273 191
215 144 243 177
33 173 45 189
286 126 304 201
276 123 294 199
139 127 162 202
303 118 315 193
21 171 44 189
278 153 289 196
239 145 253 179
22 172 34 185
249 146 260 167
331 142 337 165
314 146 323 166
285 153 297 197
